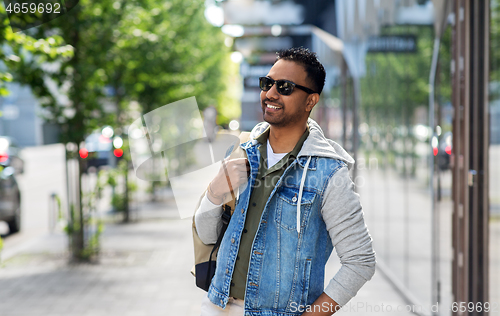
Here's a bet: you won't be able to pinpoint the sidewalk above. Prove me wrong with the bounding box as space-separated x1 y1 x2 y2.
0 200 413 316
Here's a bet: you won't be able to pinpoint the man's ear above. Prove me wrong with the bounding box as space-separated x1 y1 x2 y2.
305 93 320 112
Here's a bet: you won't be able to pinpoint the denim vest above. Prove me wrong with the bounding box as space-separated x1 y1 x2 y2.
207 140 346 316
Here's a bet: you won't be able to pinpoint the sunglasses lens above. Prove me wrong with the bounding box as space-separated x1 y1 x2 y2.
276 81 294 95
259 77 274 91
259 77 295 95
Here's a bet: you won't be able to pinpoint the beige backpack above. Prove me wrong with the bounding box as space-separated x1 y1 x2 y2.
191 132 251 291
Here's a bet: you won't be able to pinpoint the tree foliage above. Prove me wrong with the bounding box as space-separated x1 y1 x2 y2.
3 0 233 260
0 5 73 97
17 0 231 144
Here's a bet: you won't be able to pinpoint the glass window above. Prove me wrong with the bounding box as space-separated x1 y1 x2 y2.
489 0 500 307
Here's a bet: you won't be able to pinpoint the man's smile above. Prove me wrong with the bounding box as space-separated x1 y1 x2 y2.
266 104 282 110
263 100 283 111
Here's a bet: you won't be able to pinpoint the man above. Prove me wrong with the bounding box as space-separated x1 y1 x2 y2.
195 47 375 316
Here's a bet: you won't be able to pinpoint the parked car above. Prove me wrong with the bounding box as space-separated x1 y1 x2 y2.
80 132 113 171
0 136 23 234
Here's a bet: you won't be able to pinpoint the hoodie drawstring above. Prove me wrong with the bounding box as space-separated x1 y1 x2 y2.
297 156 312 234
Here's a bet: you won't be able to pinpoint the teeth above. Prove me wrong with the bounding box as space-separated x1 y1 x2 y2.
267 104 281 109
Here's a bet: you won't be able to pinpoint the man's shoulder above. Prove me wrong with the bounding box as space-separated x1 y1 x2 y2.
307 156 348 171
249 121 270 140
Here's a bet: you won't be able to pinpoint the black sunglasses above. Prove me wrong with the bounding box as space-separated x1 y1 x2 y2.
259 76 317 96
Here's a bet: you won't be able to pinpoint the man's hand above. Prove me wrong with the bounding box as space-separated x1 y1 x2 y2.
301 292 340 316
207 158 250 205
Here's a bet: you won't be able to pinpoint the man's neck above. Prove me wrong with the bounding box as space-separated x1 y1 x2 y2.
268 122 307 154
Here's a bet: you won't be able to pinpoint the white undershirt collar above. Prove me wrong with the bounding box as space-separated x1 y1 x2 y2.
266 139 287 168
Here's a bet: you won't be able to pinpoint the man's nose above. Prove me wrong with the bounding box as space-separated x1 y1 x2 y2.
266 83 280 99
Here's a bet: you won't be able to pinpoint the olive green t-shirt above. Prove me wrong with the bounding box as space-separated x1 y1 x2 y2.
229 126 310 300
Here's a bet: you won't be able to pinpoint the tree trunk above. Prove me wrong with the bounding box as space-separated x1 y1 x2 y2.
124 161 130 223
75 153 85 259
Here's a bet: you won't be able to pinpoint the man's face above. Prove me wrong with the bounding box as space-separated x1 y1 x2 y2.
260 60 315 128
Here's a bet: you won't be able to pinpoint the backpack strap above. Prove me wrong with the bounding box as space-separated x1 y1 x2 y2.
222 131 251 213
192 131 253 289
205 204 232 289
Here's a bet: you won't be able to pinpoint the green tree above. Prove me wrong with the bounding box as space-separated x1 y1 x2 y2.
99 0 232 212
104 0 229 116
0 5 73 98
12 0 233 256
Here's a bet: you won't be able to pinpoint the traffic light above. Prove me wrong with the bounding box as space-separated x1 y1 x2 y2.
113 136 124 160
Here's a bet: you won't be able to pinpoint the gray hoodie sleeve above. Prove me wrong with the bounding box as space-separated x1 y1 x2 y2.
194 193 224 244
321 165 376 306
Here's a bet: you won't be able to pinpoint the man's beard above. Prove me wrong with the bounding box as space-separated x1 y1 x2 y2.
261 98 301 128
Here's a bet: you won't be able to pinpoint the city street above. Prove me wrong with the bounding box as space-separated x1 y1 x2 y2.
0 142 417 316
0 201 206 316
0 200 416 316
0 140 497 315
1 0 499 314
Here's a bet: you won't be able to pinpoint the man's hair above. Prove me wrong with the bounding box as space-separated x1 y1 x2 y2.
275 47 326 95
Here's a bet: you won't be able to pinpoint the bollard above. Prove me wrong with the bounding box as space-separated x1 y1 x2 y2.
49 193 58 233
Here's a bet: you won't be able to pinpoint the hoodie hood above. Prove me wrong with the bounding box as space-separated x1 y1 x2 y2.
247 118 354 235
248 118 355 170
